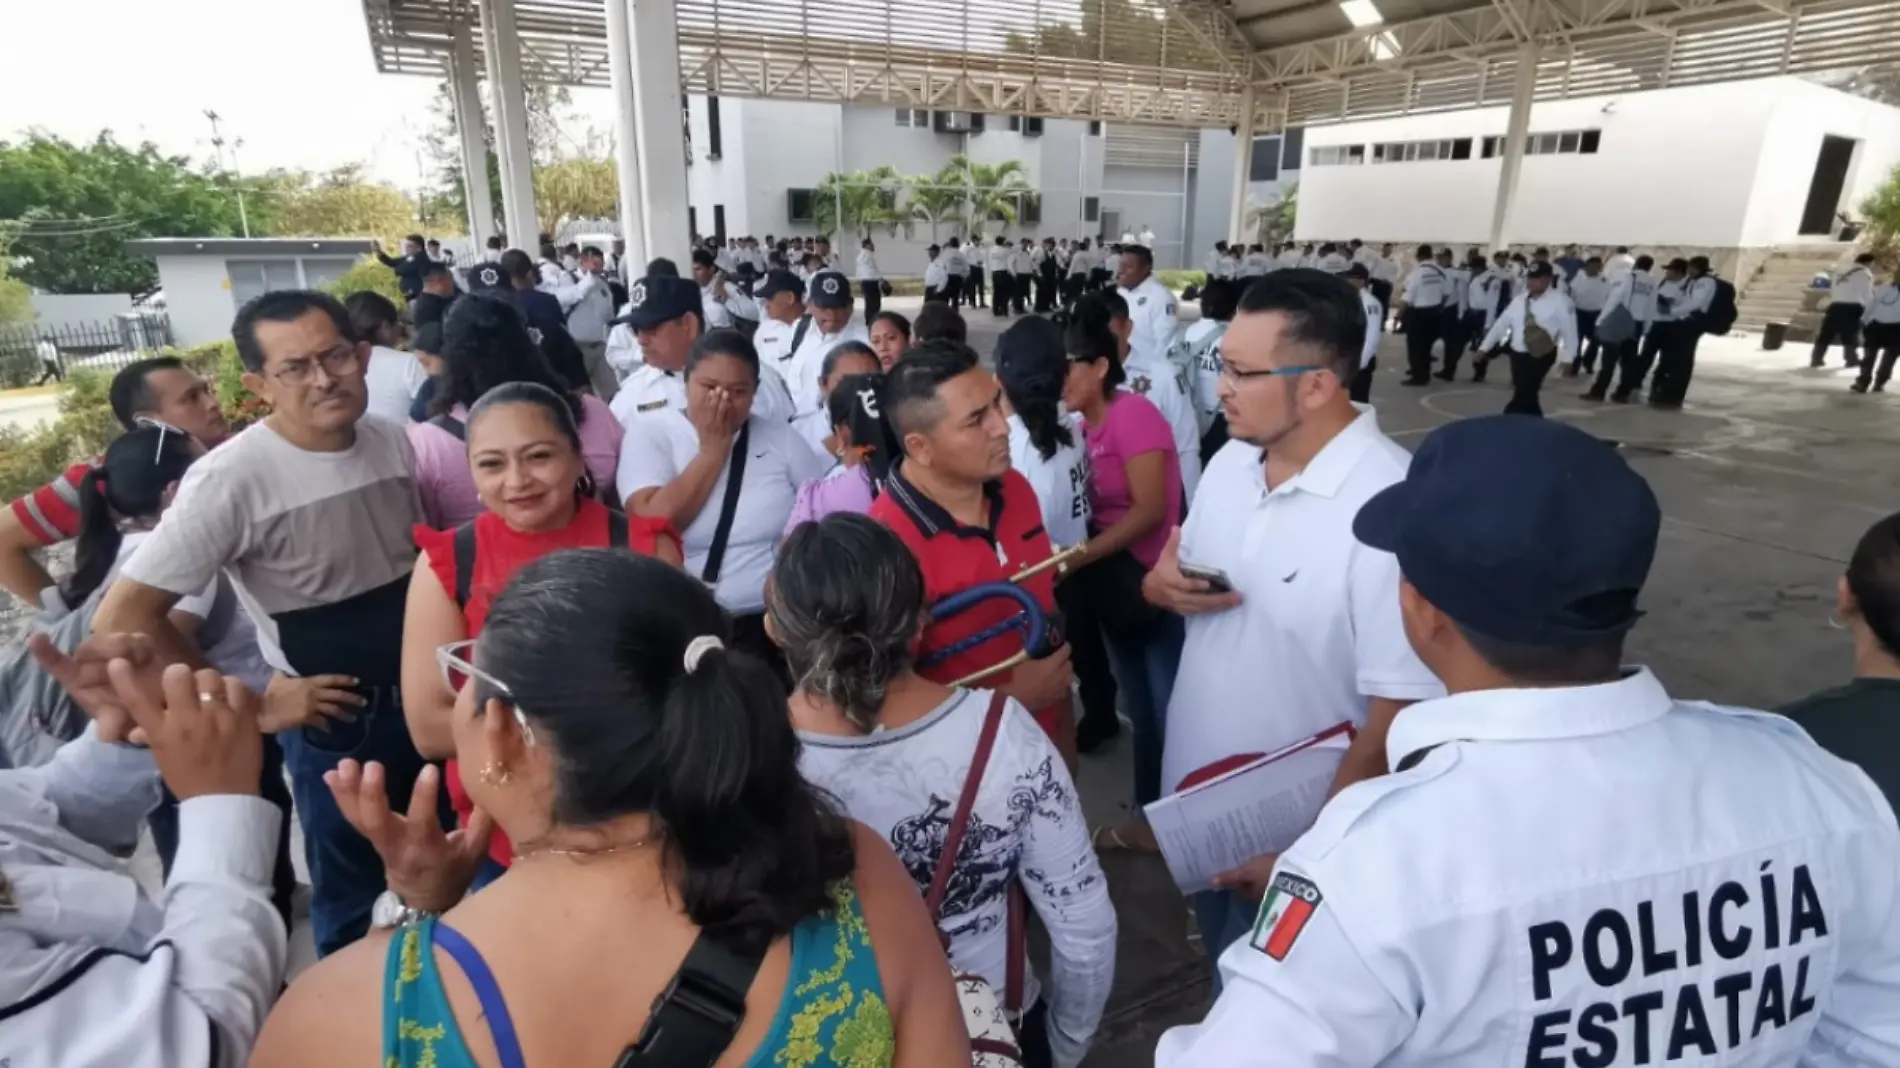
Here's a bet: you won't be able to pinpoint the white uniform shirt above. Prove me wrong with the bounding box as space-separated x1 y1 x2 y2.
944 247 967 277
0 728 286 1068
1173 319 1227 432
608 360 795 430
1608 272 1658 326
855 249 880 282
1482 289 1582 365
1139 228 1157 246
1865 283 1900 325
1011 248 1034 276
700 278 758 329
1163 413 1443 793
1402 263 1450 309
1067 250 1093 278
1207 250 1233 278
1465 270 1500 326
1679 275 1718 319
363 346 428 424
1832 265 1875 305
780 317 872 419
1277 249 1303 270
1158 669 1900 1068
1008 412 1091 549
1372 255 1400 284
1242 252 1271 278
1119 347 1203 505
1444 265 1472 316
1359 289 1384 369
616 410 828 612
753 315 801 365
1118 276 1179 373
1103 252 1123 278
986 244 1011 274
1605 251 1636 281
1654 278 1688 323
1569 271 1613 314
536 259 572 292
924 257 950 291
1317 252 1350 274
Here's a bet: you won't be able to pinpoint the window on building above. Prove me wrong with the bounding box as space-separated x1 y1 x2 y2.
1251 136 1281 181
1580 129 1602 154
1481 135 1500 158
689 207 699 238
1309 144 1366 166
894 108 929 127
226 259 300 307
300 258 354 291
1370 137 1473 164
1016 193 1042 225
1281 127 1305 170
1450 137 1472 160
712 204 726 244
787 189 814 223
1088 120 1103 136
1083 196 1100 222
706 96 723 159
1023 116 1044 137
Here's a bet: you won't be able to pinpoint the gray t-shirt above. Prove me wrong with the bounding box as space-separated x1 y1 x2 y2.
121 417 419 678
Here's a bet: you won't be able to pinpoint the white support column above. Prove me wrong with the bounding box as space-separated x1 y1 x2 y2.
450 23 497 253
631 0 691 265
479 0 518 245
486 0 540 250
1488 42 1539 252
1228 86 1258 245
604 0 648 278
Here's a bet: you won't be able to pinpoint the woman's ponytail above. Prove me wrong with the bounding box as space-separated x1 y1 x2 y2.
60 425 200 609
60 467 120 608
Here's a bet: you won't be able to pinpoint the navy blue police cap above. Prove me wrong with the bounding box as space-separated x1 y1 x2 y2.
611 275 701 329
809 270 853 309
1353 415 1661 644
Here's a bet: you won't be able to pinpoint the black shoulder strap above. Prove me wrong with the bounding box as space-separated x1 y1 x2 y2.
452 521 477 608
784 315 812 361
430 413 466 442
607 509 630 550
700 423 750 587
611 934 769 1068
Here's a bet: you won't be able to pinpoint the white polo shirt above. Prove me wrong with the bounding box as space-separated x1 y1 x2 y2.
616 410 829 612
1119 351 1202 507
608 360 795 429
1007 412 1091 549
1158 669 1900 1067
780 317 871 419
1162 410 1442 793
753 315 801 365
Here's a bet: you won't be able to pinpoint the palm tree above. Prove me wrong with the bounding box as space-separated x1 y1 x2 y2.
1245 181 1298 245
944 155 1034 237
812 165 909 240
907 167 967 243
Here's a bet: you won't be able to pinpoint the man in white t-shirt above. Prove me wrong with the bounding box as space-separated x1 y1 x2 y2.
1141 269 1442 976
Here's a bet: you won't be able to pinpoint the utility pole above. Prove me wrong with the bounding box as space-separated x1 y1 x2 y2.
204 110 251 238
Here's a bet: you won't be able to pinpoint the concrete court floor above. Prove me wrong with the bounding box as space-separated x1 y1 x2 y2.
934 297 1898 1066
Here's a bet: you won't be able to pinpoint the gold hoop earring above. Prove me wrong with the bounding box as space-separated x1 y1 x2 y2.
1828 612 1849 631
479 761 511 786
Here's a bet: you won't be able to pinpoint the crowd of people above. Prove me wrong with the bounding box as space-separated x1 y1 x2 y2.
3 222 1900 1068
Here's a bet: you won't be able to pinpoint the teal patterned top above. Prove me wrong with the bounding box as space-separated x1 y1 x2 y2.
382 883 894 1068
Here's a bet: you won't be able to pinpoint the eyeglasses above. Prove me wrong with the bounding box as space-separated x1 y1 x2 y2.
1219 362 1326 384
436 640 536 745
270 343 361 386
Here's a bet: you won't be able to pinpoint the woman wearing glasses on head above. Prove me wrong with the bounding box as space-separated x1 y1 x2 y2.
254 549 969 1068
400 382 679 888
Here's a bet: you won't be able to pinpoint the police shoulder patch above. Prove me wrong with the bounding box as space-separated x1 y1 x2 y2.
1251 871 1322 961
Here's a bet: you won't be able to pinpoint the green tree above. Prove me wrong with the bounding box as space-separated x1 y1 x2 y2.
906 168 967 242
1861 163 1900 271
424 80 582 235
0 132 249 294
812 166 908 240
534 156 619 228
0 226 30 325
1245 181 1297 246
257 165 419 240
958 158 1035 235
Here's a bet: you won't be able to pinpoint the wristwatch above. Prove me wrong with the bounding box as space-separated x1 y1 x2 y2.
370 889 435 929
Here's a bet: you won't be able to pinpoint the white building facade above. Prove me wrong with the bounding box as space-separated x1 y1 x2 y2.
1292 76 1900 253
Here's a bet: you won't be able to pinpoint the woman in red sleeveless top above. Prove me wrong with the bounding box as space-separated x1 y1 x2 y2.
400 382 678 881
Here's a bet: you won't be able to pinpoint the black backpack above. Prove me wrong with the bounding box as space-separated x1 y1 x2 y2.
1702 278 1737 336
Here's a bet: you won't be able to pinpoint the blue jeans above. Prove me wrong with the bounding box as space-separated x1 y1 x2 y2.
277 685 434 957
1191 889 1261 993
1102 612 1184 807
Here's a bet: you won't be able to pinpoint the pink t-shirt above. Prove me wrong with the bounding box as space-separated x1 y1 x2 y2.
408 393 624 530
1084 392 1183 569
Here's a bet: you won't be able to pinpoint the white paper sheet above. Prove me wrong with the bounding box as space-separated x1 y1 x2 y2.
1143 728 1353 894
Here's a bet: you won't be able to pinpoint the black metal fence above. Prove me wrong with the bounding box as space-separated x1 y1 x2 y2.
0 315 175 389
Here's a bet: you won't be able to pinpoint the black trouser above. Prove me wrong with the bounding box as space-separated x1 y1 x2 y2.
1063 275 1086 306
992 270 1012 316
1015 273 1033 314
968 266 986 306
150 731 298 932
1589 337 1642 399
1623 325 1670 398
924 285 944 303
1036 269 1058 312
943 276 964 307
1090 268 1111 292
1652 326 1702 406
1575 309 1602 371
1402 306 1441 380
1811 302 1864 367
1370 280 1394 318
1443 310 1488 376
1349 357 1376 404
1436 307 1467 374
1855 323 1900 389
730 611 792 692
1504 350 1558 416
860 280 881 322
1054 569 1117 738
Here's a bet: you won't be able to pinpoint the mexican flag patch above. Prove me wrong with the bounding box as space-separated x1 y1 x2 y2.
1251 871 1323 961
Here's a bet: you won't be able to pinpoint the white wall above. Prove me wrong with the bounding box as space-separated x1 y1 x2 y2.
1296 80 1807 247
153 256 237 348
1741 79 1900 246
29 292 134 331
1100 164 1192 267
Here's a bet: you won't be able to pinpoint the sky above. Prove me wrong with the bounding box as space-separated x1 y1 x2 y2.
0 0 617 191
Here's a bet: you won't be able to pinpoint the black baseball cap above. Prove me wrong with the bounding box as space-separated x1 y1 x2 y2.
611 275 700 328
755 269 805 302
808 270 853 309
993 315 1068 398
1353 416 1660 644
466 262 510 293
1344 263 1371 280
1526 261 1556 280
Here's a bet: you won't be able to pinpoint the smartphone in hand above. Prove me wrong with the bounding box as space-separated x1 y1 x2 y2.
1179 562 1235 594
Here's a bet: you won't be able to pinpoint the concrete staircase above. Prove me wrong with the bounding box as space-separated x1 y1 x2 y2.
1735 244 1854 337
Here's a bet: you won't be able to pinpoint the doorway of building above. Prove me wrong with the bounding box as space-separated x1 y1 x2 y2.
1799 136 1856 236
1100 209 1122 243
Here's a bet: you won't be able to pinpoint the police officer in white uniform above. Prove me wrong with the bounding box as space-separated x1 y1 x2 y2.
691 248 758 330
750 269 808 365
1346 263 1383 404
1116 245 1179 374
1852 274 1900 393
1395 245 1449 386
780 270 870 421
608 276 794 429
1157 414 1900 1068
1813 253 1877 369
1480 261 1579 418
1585 254 1660 403
922 245 950 303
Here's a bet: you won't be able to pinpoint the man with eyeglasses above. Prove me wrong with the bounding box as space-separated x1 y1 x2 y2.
93 289 430 959
1140 268 1443 975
